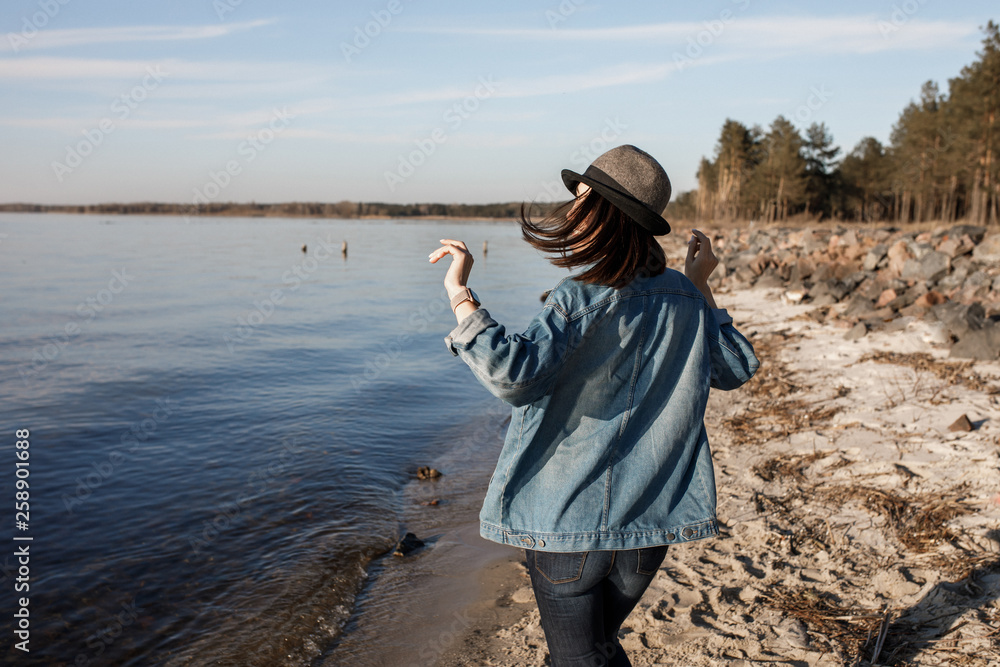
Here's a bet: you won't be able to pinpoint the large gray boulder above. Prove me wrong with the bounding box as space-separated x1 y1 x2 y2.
972 233 1000 263
950 322 1000 360
948 224 987 244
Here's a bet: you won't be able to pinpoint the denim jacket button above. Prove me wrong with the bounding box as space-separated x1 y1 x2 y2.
538 539 545 547
666 533 676 541
681 528 694 538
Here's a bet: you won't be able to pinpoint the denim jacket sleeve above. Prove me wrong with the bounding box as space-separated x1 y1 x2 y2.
444 306 577 407
708 308 759 390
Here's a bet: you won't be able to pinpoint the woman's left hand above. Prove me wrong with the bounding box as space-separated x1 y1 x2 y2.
428 239 474 297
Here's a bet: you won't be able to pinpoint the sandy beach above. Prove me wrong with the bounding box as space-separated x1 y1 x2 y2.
435 228 1000 667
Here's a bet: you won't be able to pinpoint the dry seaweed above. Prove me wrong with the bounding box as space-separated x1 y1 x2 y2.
744 331 803 400
857 351 999 394
724 330 847 447
724 400 843 447
753 450 832 483
761 587 884 662
821 485 973 555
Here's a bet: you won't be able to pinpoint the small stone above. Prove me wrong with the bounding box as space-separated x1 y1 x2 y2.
393 532 424 557
844 322 868 341
842 295 877 319
842 242 864 261
811 294 837 307
863 244 888 271
887 287 922 312
887 240 913 276
937 236 975 258
913 291 946 309
948 414 974 432
416 466 443 480
875 288 897 308
965 270 991 288
782 289 806 304
918 251 951 282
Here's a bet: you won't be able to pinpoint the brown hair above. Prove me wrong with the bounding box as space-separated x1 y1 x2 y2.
520 190 666 288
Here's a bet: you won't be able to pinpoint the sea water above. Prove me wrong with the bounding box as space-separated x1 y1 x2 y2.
0 214 567 666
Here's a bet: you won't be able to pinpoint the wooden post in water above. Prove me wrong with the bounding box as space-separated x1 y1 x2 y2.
342 240 348 257
482 240 488 257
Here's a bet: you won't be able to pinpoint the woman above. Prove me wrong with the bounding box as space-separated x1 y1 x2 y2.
429 145 758 666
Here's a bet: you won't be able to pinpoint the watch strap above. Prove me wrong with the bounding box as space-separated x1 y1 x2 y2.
450 287 480 311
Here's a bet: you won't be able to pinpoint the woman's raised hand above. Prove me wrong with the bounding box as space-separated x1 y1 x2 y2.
428 239 474 298
684 229 718 288
684 229 720 309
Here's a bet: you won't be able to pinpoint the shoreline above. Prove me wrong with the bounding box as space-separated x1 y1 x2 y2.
1 208 987 230
435 285 1000 666
0 209 515 222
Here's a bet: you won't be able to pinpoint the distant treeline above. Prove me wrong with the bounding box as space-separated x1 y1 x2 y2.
673 21 1000 225
0 200 561 220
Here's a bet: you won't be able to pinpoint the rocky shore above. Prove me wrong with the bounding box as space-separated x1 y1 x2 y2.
708 224 1000 361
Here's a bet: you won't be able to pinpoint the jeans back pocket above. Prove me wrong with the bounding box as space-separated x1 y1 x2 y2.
532 551 588 584
635 545 668 576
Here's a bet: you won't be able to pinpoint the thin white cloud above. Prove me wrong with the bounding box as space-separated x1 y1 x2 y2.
0 19 275 53
401 16 980 54
287 58 722 117
0 116 210 130
0 56 326 82
194 128 410 143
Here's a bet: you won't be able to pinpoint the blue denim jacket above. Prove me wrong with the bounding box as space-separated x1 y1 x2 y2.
445 268 759 552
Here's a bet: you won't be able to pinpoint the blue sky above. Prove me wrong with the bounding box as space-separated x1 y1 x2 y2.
0 0 994 206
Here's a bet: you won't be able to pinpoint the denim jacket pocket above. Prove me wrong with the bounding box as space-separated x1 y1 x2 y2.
533 551 588 584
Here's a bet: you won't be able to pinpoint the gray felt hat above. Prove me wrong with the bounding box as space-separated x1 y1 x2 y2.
561 144 671 235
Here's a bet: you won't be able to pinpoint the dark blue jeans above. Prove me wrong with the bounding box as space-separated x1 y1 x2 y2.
524 546 668 667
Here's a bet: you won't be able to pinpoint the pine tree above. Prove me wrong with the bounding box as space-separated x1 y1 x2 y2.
802 123 841 219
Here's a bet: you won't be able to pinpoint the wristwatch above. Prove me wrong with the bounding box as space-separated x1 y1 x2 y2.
450 287 481 311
